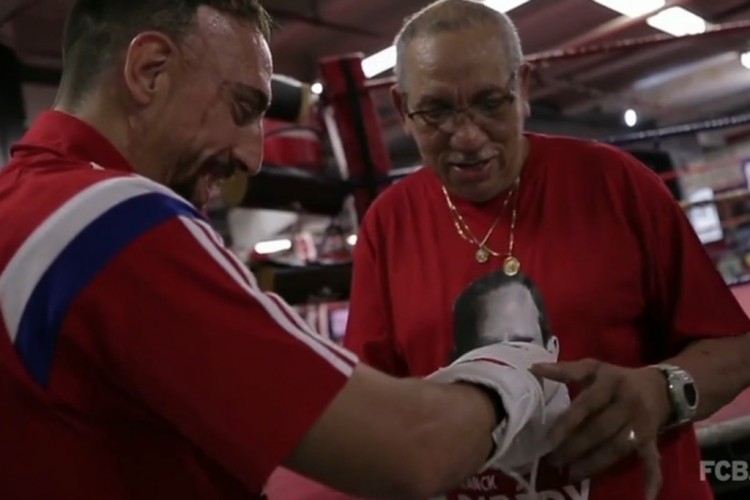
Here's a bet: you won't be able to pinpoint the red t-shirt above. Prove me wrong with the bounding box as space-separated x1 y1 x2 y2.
344 133 750 500
0 111 358 499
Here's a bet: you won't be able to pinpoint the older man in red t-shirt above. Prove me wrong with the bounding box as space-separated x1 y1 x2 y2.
341 1 750 500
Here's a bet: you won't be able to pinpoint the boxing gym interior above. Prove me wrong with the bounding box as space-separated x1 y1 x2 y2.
4 0 750 498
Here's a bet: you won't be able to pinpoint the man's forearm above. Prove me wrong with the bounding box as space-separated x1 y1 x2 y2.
666 333 750 421
284 364 500 500
402 380 499 494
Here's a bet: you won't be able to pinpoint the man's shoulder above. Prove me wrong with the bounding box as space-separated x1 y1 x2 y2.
2 157 133 199
531 133 657 179
2 158 192 215
40 171 200 234
0 165 202 348
0 161 200 273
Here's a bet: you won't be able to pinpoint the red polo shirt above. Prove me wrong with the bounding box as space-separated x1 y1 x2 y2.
0 110 357 499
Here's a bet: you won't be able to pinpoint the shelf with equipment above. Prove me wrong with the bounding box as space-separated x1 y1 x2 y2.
239 164 350 217
235 58 396 307
251 261 352 306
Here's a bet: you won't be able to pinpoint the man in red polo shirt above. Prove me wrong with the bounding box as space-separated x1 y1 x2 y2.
0 1 573 499
344 1 750 499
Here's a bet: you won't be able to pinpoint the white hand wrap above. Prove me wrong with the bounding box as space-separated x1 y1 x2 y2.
427 342 569 471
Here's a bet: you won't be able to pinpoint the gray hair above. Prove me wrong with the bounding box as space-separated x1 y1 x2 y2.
393 0 524 90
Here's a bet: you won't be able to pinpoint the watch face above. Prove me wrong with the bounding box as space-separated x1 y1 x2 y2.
685 383 698 407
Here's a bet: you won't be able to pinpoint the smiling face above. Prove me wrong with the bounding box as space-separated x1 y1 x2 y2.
124 6 272 209
393 22 531 202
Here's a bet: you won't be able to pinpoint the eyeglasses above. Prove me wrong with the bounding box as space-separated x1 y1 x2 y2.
405 70 518 133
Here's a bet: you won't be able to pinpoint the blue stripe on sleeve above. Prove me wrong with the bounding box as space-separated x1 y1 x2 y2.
15 192 201 386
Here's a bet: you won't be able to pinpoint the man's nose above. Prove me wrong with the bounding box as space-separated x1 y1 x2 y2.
233 122 264 174
449 113 488 152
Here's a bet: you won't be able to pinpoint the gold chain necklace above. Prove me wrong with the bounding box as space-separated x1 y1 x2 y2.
441 178 521 276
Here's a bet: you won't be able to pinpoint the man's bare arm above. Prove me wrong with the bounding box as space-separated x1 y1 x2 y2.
284 363 499 500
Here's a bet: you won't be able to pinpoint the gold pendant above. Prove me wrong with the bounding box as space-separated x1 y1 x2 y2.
475 247 490 263
503 255 521 276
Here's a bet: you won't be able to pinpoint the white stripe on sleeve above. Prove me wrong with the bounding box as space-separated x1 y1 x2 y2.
178 217 358 376
0 175 186 342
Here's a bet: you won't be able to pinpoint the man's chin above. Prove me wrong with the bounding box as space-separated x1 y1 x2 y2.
445 181 501 204
460 175 522 203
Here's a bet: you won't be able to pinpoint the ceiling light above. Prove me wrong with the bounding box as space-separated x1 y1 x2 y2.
362 45 397 78
590 0 665 18
310 82 323 95
646 7 707 37
254 239 292 255
741 52 750 70
482 0 531 13
360 0 532 78
624 109 638 127
346 234 358 246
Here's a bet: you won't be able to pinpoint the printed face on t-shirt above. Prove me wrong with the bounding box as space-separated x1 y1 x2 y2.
478 281 545 347
452 271 556 360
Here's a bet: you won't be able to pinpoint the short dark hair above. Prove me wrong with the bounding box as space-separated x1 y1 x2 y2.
59 0 272 106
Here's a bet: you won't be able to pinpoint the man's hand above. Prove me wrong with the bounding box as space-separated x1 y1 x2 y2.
531 359 671 500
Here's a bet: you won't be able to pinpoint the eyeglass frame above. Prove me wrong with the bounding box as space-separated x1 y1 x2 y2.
403 68 520 133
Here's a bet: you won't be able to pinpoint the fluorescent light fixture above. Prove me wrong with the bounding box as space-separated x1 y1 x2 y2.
591 0 664 18
362 45 397 78
646 7 706 37
310 82 323 95
346 234 358 246
360 0 531 78
624 109 638 127
483 0 531 13
741 52 750 70
254 239 292 255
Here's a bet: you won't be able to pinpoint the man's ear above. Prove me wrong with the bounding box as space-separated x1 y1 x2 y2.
390 84 412 137
517 62 533 118
123 31 176 106
545 335 560 356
